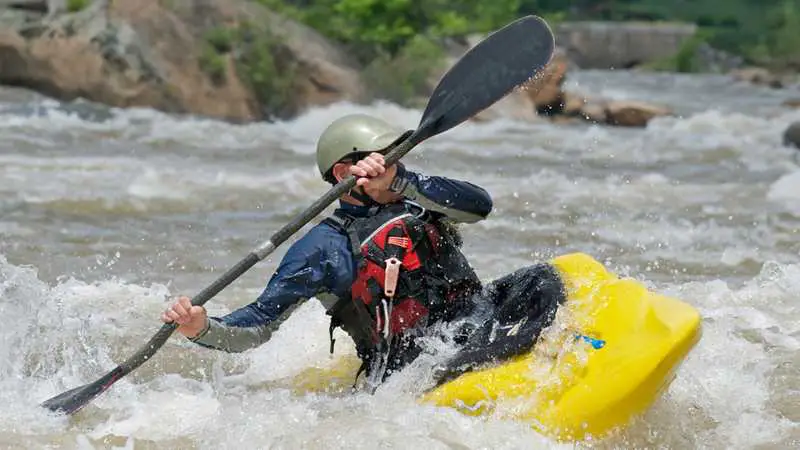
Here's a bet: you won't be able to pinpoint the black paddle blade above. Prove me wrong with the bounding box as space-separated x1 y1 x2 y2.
418 15 555 139
40 367 124 415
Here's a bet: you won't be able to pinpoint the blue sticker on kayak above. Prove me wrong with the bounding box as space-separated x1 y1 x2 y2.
575 334 606 350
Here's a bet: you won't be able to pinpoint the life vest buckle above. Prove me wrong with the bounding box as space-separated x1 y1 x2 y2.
402 199 427 219
384 257 402 298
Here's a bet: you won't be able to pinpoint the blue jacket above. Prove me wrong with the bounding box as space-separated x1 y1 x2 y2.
190 165 493 352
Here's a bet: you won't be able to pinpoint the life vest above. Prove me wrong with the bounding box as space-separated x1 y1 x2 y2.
324 201 482 385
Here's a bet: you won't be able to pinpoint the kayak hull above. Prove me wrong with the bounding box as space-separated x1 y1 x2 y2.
419 252 702 441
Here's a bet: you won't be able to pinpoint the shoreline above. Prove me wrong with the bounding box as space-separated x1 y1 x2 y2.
0 1 796 126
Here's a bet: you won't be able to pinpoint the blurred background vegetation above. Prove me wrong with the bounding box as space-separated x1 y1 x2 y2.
256 0 800 71
249 0 798 105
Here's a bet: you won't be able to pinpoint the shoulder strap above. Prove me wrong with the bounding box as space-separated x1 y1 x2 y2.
323 210 355 231
323 210 364 266
324 203 430 264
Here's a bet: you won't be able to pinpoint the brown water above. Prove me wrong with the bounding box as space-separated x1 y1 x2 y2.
1 70 799 449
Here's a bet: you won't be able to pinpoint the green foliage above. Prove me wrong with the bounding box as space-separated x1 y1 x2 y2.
640 31 712 73
233 22 297 117
252 0 799 92
199 27 234 86
199 45 227 86
256 0 521 62
675 36 702 73
205 27 234 54
537 0 799 70
256 0 795 67
745 0 800 69
363 35 446 106
196 23 297 115
67 0 88 13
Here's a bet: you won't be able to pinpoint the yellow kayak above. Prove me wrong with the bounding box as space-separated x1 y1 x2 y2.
289 252 702 441
419 252 702 441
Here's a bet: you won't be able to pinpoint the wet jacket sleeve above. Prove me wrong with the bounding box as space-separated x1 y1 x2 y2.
390 164 493 223
189 228 351 352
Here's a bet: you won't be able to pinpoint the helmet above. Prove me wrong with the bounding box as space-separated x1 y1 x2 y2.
315 114 404 179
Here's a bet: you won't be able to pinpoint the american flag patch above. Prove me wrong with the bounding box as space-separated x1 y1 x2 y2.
387 236 411 248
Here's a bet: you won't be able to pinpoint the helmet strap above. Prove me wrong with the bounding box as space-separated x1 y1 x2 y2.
348 185 379 207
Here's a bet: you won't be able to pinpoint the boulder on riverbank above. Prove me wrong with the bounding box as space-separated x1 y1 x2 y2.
783 99 800 109
0 0 365 122
728 66 800 89
556 95 673 127
730 67 783 88
603 100 673 127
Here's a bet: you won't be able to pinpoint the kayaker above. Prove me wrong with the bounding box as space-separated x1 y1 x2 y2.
161 113 564 389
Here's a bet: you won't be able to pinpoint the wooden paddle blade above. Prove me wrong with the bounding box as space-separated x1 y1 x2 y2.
418 15 555 138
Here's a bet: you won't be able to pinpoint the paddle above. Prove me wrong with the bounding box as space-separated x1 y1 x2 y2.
40 15 555 415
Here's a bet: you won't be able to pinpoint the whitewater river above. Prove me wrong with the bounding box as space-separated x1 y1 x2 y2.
1 70 799 449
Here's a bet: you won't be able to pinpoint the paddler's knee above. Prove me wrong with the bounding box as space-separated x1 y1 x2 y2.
489 263 567 320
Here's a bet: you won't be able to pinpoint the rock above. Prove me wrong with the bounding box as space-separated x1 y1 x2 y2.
730 67 784 89
561 91 586 116
555 21 697 69
523 47 570 112
0 0 365 121
550 115 582 125
0 0 45 28
579 102 607 124
604 100 672 127
782 98 800 109
229 2 366 115
783 121 800 149
0 0 46 12
569 99 669 127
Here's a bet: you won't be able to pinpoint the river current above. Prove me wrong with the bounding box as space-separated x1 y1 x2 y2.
1 70 799 449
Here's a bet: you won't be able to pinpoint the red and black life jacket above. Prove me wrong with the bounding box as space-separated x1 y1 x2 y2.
324 201 482 375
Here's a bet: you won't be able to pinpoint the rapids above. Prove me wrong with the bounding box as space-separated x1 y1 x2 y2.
1 70 799 449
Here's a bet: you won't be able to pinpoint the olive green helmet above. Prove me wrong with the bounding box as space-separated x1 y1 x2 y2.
315 114 405 180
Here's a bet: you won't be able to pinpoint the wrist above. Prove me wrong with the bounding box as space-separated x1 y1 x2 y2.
187 317 211 341
388 163 410 195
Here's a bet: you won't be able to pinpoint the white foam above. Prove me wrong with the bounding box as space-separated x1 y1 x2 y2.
767 170 800 214
2 243 798 449
657 262 800 447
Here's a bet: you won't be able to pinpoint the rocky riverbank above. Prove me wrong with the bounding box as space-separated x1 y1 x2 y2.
0 0 366 122
2 0 788 129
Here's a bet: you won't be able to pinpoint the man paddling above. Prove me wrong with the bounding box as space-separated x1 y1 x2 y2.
162 114 565 388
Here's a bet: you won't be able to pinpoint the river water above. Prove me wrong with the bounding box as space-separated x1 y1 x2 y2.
1 70 799 449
